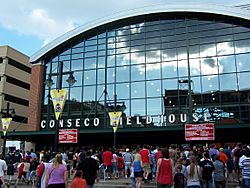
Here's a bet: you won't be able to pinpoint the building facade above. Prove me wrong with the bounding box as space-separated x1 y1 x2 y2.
0 46 31 139
28 4 250 148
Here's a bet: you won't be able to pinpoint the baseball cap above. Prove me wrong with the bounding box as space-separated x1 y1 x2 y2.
126 148 129 152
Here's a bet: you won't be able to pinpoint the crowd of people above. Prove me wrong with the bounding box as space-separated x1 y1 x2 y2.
0 142 249 188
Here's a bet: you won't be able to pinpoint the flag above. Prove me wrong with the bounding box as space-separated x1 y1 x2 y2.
2 118 12 136
109 112 122 133
50 89 68 120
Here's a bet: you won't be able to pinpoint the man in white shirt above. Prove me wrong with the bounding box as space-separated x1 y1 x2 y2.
0 154 7 187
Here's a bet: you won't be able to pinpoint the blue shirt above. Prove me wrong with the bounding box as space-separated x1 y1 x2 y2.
133 160 142 172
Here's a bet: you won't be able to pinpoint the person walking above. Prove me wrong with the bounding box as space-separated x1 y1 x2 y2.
213 155 226 188
133 151 143 188
156 148 174 188
0 154 7 188
123 148 133 178
45 154 68 188
199 152 215 188
77 150 99 188
36 154 50 188
185 155 201 188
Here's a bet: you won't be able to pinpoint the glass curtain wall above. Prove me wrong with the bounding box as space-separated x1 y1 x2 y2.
42 16 250 128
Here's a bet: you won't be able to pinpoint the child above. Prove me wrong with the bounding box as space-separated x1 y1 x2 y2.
174 164 186 188
130 166 136 188
70 170 87 188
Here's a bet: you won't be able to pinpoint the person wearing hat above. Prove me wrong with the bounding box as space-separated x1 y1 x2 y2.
123 148 133 178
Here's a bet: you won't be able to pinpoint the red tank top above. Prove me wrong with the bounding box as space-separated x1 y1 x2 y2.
157 158 173 185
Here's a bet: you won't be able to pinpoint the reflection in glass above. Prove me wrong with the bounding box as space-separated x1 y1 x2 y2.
97 85 105 101
236 53 250 72
238 72 250 90
217 42 234 55
147 98 162 116
84 85 96 101
107 68 115 83
97 56 105 68
178 59 188 77
84 70 96 85
163 79 178 91
202 75 219 93
131 99 146 116
72 59 83 71
146 50 160 63
146 80 161 97
85 57 96 69
131 52 145 64
107 55 115 67
131 65 145 81
146 63 161 80
190 59 200 76
162 61 177 78
116 83 130 99
220 74 237 91
218 56 236 74
116 54 130 66
117 66 129 82
191 76 202 93
131 82 145 98
70 87 82 102
97 69 105 84
71 71 82 86
201 58 218 76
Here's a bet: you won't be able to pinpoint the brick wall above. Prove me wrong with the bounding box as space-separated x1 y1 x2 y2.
27 64 44 131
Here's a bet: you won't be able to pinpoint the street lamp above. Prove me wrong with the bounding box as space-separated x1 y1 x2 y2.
44 61 77 152
0 102 15 157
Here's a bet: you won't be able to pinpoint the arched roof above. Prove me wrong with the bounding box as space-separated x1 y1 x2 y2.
30 3 250 63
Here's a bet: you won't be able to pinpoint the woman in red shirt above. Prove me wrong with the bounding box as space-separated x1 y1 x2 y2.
156 148 174 188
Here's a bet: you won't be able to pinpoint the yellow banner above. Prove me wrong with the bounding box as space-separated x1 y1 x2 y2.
51 89 68 120
109 112 122 133
2 118 12 136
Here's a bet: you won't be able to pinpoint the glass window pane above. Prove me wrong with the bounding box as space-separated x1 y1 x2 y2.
131 99 146 116
71 59 83 71
70 87 82 102
117 66 129 82
71 71 82 87
190 59 201 76
202 75 219 93
147 80 161 97
163 78 178 92
217 42 234 55
200 43 216 57
107 55 115 67
83 85 95 101
117 83 130 99
107 68 115 83
162 61 177 78
107 84 115 98
84 70 96 85
97 85 105 101
72 53 83 59
218 55 236 74
131 82 145 98
162 48 177 61
147 98 162 116
146 63 161 80
238 72 250 90
201 58 218 76
178 59 188 77
97 69 105 84
97 56 105 68
235 39 250 53
191 76 202 94
220 74 237 91
146 50 160 63
117 54 130 66
131 52 145 64
236 53 250 72
84 57 96 69
131 65 145 81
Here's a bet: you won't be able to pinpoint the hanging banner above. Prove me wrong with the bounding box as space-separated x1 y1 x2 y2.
59 129 78 143
2 118 12 136
51 89 68 120
185 123 215 141
109 112 122 133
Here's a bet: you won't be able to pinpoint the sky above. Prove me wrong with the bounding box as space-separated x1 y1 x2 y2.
1 0 250 57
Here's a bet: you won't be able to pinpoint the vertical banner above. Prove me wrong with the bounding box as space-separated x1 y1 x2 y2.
50 89 68 120
109 112 122 133
2 118 12 136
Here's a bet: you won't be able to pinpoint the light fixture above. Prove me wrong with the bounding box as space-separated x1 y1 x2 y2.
66 73 77 86
11 109 16 117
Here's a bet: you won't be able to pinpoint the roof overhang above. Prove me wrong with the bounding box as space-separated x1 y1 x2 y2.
30 3 250 63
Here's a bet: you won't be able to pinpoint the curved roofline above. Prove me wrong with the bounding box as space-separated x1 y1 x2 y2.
30 3 250 63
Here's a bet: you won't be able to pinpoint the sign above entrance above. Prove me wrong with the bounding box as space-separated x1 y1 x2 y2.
185 123 215 141
59 129 78 143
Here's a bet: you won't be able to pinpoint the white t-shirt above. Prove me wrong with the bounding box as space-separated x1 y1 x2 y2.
0 159 7 177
